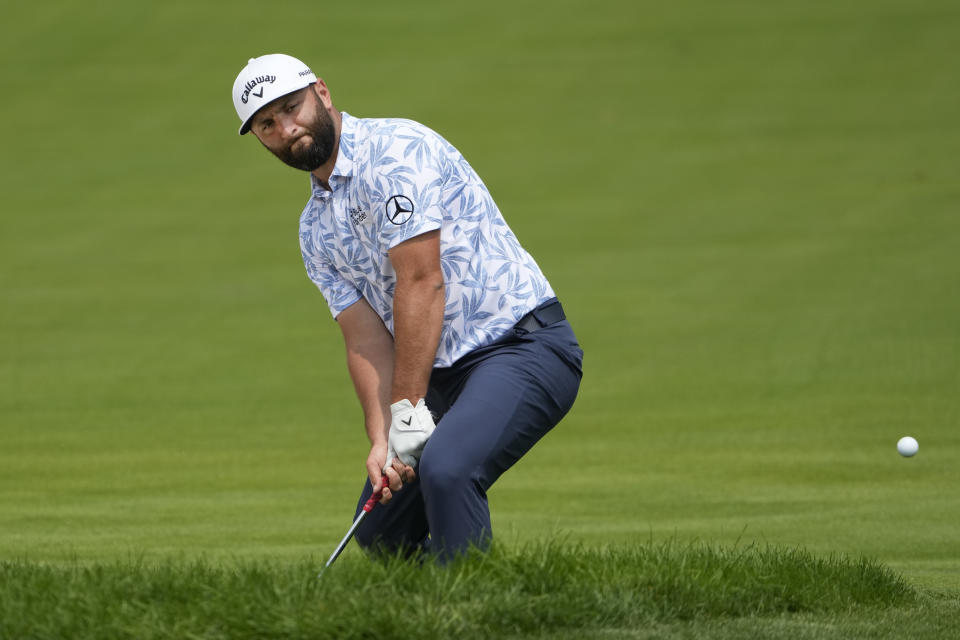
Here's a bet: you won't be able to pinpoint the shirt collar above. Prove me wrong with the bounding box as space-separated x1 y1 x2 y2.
310 111 356 197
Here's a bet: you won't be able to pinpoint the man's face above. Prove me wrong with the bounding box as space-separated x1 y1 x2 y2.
251 85 336 172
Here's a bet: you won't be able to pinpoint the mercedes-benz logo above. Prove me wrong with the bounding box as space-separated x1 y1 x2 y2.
385 195 414 225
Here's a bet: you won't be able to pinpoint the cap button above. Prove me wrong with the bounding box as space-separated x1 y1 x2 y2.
248 58 256 64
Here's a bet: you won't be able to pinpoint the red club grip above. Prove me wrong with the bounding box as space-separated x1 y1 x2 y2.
363 475 389 513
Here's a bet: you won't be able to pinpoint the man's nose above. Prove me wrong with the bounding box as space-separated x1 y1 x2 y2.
279 114 301 140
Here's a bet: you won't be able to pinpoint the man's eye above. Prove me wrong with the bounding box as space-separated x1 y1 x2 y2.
286 103 298 113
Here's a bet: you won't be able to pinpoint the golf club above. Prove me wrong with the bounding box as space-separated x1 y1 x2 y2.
319 475 388 577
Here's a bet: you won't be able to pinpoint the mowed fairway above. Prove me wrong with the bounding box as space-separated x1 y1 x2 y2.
2 0 959 636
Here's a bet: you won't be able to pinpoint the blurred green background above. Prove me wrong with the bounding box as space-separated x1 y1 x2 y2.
2 1 958 590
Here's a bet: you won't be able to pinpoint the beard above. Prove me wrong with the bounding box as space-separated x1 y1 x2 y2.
270 98 337 172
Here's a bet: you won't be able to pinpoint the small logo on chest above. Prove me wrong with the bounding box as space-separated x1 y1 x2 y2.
348 206 368 225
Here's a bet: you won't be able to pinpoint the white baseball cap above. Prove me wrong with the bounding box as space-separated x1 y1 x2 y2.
232 54 317 135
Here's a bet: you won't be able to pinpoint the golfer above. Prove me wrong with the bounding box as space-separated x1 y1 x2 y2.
232 54 583 561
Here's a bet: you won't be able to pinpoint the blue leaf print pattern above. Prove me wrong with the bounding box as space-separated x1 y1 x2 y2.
298 112 555 367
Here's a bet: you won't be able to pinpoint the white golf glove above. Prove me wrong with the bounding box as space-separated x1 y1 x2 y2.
384 398 437 471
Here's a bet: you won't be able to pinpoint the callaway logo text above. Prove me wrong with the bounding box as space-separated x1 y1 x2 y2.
240 75 277 104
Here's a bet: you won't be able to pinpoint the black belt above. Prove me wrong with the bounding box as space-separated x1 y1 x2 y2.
515 299 565 333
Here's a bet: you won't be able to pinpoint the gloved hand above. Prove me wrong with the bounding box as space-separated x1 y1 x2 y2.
384 398 437 471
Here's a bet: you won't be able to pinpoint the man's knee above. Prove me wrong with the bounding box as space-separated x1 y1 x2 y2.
354 525 375 550
419 447 481 496
353 528 398 554
354 513 387 550
354 521 426 557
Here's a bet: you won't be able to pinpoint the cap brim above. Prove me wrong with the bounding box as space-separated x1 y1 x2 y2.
236 83 313 136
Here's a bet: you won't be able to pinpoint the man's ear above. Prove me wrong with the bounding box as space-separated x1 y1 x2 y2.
312 79 333 108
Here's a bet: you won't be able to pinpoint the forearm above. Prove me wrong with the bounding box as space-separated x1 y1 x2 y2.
391 276 444 403
345 341 394 446
337 300 395 446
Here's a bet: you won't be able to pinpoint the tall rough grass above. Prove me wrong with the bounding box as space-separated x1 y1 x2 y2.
0 541 920 639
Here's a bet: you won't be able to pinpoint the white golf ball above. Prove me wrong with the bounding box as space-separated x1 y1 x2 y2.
897 436 918 457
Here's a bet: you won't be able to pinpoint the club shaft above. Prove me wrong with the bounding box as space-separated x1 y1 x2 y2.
319 476 387 578
324 510 367 569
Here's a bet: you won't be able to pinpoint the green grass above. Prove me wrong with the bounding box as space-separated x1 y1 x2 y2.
2 0 960 636
3 541 950 640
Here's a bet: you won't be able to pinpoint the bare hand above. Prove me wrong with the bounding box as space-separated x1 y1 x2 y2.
366 444 415 504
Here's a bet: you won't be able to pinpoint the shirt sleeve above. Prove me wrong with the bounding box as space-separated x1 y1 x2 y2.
365 124 446 250
300 228 362 319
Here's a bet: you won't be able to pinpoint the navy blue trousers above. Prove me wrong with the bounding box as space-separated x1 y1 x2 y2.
352 306 583 561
